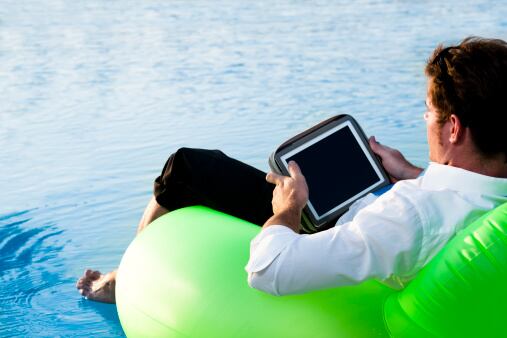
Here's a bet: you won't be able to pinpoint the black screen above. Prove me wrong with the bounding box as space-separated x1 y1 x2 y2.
285 126 380 217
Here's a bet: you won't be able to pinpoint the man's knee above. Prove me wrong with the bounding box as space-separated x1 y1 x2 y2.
172 147 225 167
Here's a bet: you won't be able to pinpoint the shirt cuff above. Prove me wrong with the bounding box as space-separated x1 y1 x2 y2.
245 225 299 273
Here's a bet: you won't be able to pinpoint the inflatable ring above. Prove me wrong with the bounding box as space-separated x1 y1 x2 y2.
116 203 507 337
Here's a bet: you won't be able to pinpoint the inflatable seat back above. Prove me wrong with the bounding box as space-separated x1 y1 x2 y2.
384 202 507 337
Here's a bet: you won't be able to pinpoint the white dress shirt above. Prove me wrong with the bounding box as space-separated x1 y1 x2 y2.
245 162 507 295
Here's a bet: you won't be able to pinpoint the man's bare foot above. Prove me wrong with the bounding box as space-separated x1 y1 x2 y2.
76 269 117 304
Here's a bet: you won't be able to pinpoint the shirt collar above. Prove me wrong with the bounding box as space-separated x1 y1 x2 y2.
421 162 507 196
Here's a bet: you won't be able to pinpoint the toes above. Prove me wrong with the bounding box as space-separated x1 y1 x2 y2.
78 270 102 298
77 269 116 303
78 282 89 294
76 276 89 288
81 269 102 283
76 272 95 291
89 270 101 281
84 269 102 280
76 278 90 290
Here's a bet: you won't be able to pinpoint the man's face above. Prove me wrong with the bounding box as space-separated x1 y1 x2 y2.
425 90 450 164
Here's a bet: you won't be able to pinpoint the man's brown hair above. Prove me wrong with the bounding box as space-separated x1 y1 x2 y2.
425 37 507 158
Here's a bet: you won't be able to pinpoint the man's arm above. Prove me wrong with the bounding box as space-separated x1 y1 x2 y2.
246 138 425 295
246 185 425 295
263 161 308 232
262 137 423 233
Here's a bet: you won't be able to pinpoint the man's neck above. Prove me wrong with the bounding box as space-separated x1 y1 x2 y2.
447 154 507 178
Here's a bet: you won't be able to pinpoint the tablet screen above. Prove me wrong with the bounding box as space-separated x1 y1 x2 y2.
280 121 384 220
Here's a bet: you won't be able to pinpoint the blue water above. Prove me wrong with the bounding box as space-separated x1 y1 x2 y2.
1 1 506 336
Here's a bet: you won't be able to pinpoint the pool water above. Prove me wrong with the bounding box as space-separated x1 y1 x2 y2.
1 1 506 336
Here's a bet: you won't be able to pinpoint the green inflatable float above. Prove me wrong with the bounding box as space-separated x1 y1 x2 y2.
116 203 507 337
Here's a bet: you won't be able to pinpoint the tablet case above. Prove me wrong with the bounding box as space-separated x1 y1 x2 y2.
269 114 389 233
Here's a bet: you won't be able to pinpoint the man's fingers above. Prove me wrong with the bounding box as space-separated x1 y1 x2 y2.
369 136 385 156
267 162 304 185
368 136 378 149
288 161 303 178
266 171 284 185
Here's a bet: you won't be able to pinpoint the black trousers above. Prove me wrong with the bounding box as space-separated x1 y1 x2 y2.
154 148 275 226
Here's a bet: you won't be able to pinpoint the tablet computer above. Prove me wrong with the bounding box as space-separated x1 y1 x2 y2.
269 114 390 233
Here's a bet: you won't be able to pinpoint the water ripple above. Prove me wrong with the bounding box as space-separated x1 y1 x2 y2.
0 210 66 337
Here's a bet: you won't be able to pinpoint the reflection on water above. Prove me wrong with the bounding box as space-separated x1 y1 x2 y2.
1 0 506 336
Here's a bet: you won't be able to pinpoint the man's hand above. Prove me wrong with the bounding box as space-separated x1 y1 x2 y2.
263 161 309 232
369 136 423 182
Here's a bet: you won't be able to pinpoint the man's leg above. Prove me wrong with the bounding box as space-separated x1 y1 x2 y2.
76 197 169 303
136 196 169 234
76 148 274 303
152 148 275 225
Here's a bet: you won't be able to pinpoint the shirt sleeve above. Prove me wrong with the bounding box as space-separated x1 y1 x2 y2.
245 185 426 296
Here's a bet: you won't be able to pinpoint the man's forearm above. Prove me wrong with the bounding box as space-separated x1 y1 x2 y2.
263 208 301 233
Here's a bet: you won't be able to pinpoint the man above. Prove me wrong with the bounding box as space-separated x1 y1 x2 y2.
77 37 507 303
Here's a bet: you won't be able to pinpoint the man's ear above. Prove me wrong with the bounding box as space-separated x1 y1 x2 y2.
448 114 464 144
